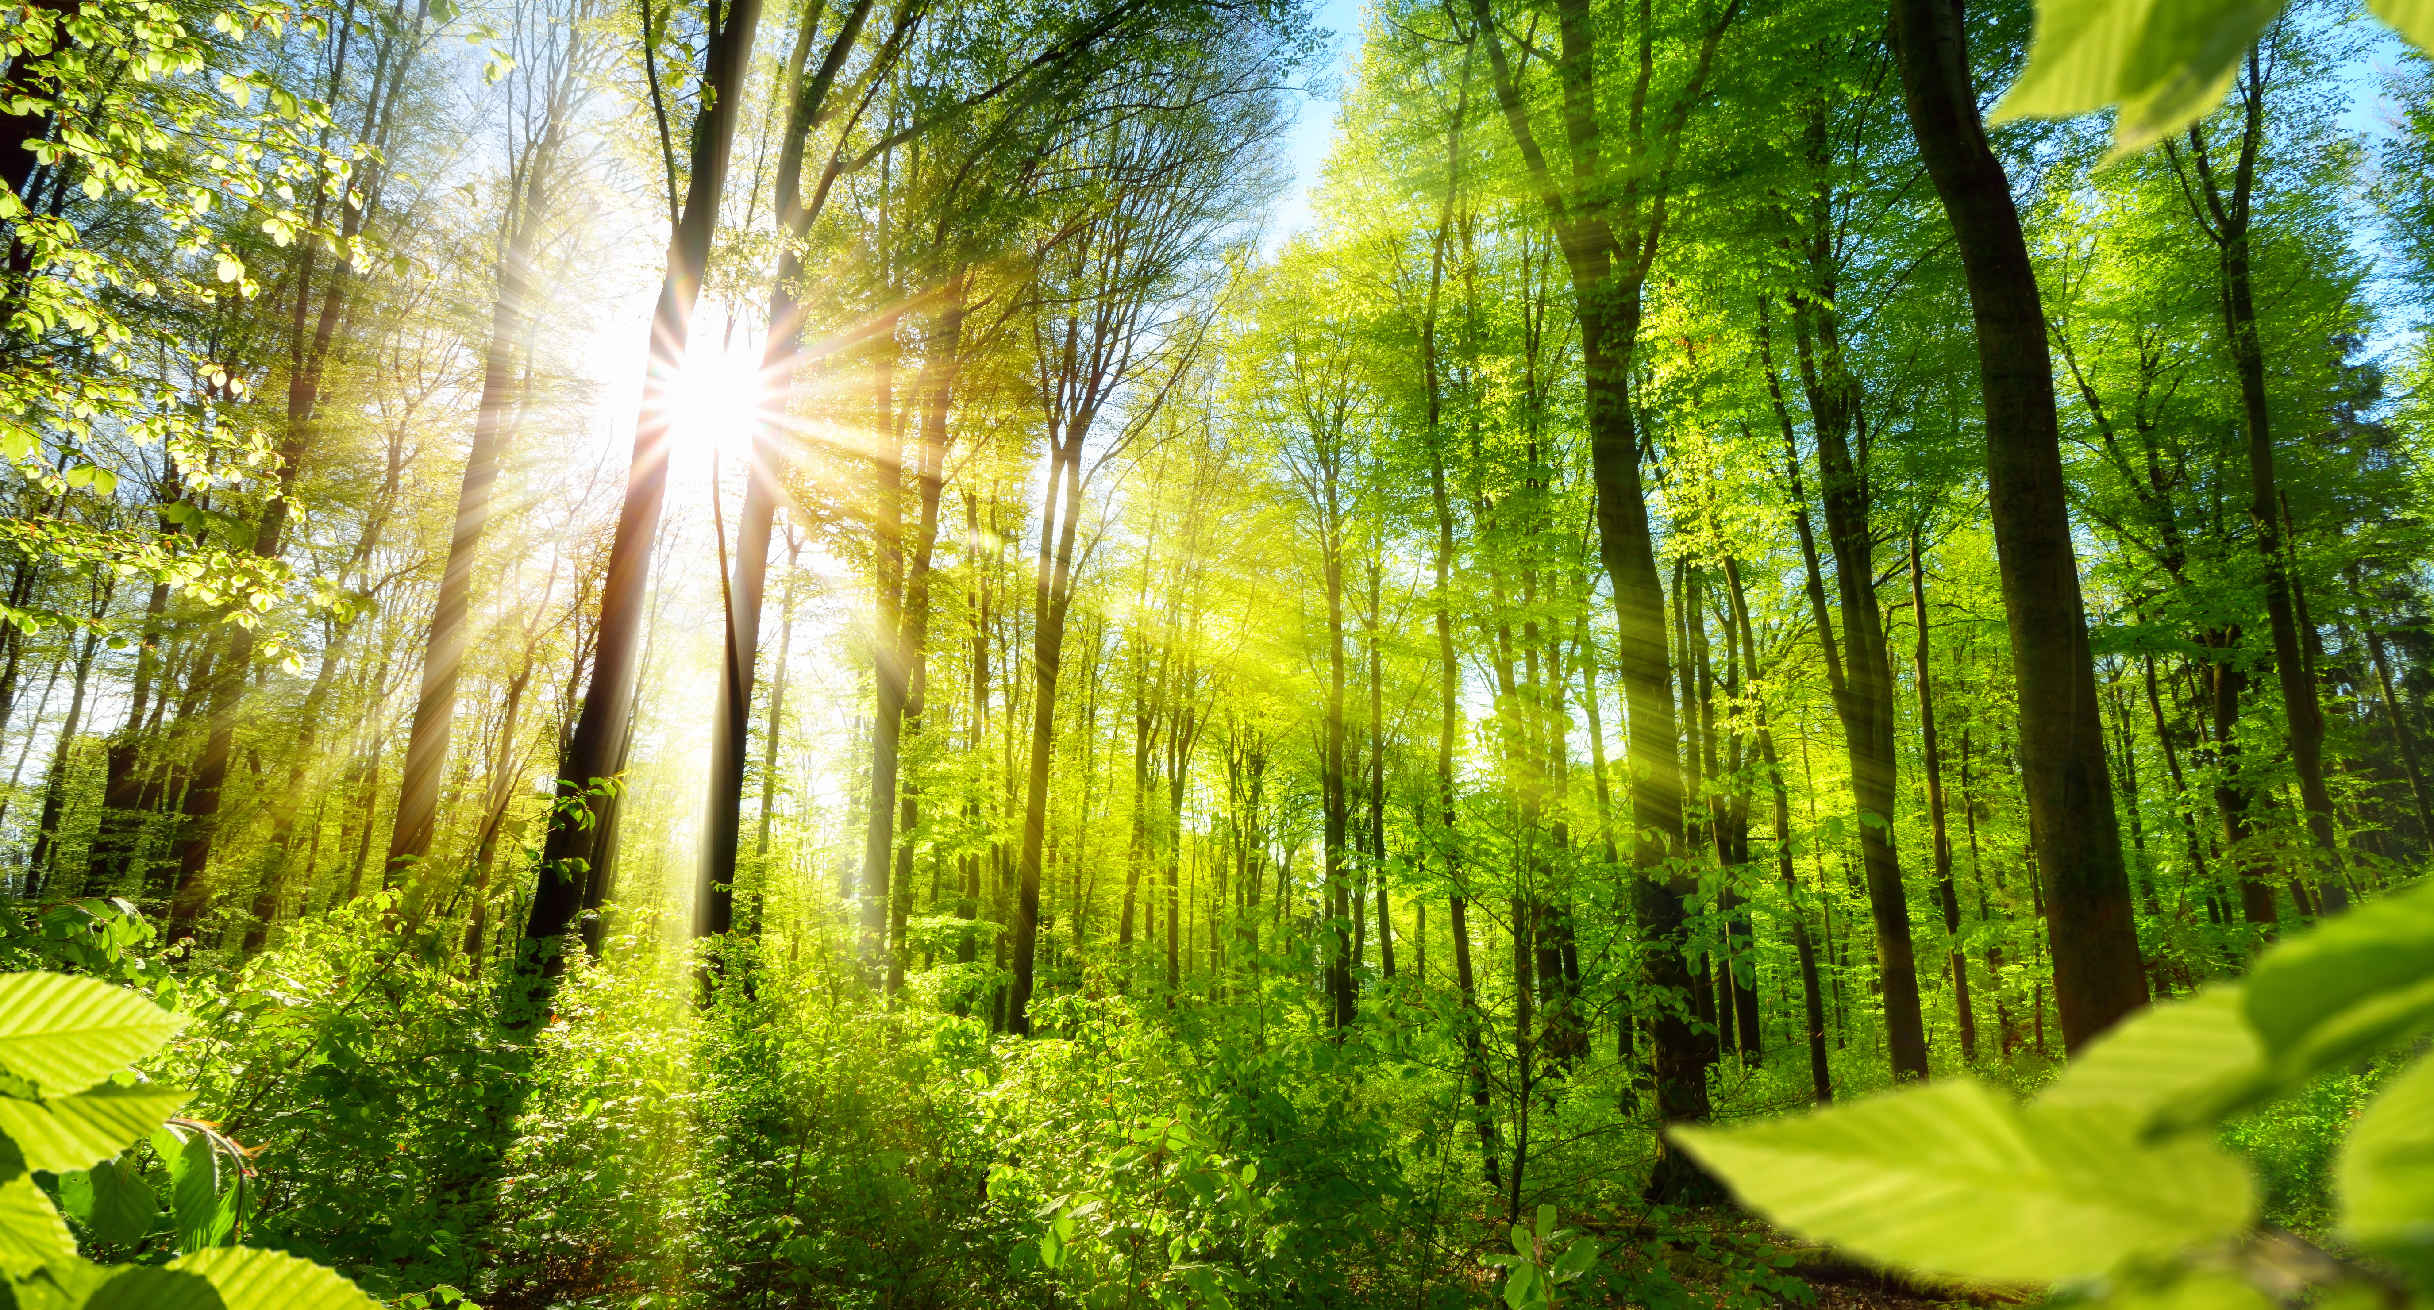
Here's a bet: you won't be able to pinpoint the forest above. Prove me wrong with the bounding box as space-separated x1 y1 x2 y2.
4 0 2434 1304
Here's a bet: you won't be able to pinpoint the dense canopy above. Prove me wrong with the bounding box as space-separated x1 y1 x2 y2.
4 0 2434 1304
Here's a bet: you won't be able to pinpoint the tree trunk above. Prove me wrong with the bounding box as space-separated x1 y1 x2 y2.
388 69 568 877
860 309 907 979
1910 535 1974 1063
1785 277 1927 1080
1009 438 1087 1034
1886 0 2148 1050
2357 586 2434 838
523 0 764 1000
1320 482 1355 1031
1365 556 1392 979
168 0 428 941
699 0 887 946
24 617 101 893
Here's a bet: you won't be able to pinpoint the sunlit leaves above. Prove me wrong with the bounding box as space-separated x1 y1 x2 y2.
1672 1079 2256 1285
0 1087 191 1174
1992 0 2279 157
2036 985 2263 1133
2336 1051 2434 1284
2241 879 2434 1092
152 1248 383 1310
0 1178 78 1279
1997 0 2434 157
0 974 183 1096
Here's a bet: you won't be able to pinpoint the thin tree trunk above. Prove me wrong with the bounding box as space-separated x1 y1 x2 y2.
25 580 109 891
388 41 575 876
2357 584 2434 837
1009 437 1087 1035
1365 556 1392 979
700 0 888 944
1910 535 1973 1063
2165 63 2345 904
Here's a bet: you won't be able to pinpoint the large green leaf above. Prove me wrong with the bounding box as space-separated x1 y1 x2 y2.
0 974 184 1095
82 1267 227 1310
162 1131 227 1255
11 1256 119 1310
2243 880 2434 1089
58 1157 158 1249
0 1085 191 1174
167 1248 383 1310
2372 0 2434 51
0 1174 77 1278
2090 1271 2275 1310
1670 1079 2255 1285
2335 1048 2434 1287
2036 985 2264 1133
1990 0 2280 157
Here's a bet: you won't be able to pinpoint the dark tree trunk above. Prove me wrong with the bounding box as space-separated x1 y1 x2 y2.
523 0 764 1001
700 0 887 946
1886 0 2148 1050
1008 439 1086 1034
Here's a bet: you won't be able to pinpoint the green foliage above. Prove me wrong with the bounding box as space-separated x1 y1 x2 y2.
0 904 181 1005
1997 0 2434 156
0 969 383 1310
1483 1206 1599 1310
2341 1052 2434 1285
1675 881 2434 1303
1 0 364 659
0 973 184 1100
163 894 516 1292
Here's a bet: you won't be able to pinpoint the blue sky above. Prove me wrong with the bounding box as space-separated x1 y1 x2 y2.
1270 0 1366 244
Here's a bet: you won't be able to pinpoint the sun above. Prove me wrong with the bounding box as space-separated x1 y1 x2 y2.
665 327 774 462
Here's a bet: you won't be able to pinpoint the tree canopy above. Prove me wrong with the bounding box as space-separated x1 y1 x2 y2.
3 0 2434 1305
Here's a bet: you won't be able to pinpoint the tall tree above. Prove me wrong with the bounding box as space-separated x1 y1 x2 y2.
520 0 765 994
1886 0 2149 1050
1467 0 1739 1195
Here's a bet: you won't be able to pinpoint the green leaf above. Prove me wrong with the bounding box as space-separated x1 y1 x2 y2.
0 1084 191 1173
1990 0 2281 157
162 1248 382 1310
85 1266 227 1310
2335 1048 2434 1285
2036 985 2264 1133
1670 1079 2255 1284
2089 1271 2275 1310
1501 1262 1538 1310
165 1131 226 1253
0 973 185 1094
13 1258 118 1310
58 1157 156 1248
0 1174 77 1277
1551 1237 1598 1282
2371 0 2434 53
2243 880 2434 1089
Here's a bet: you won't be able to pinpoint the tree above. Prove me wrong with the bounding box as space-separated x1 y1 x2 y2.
1885 0 2149 1051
